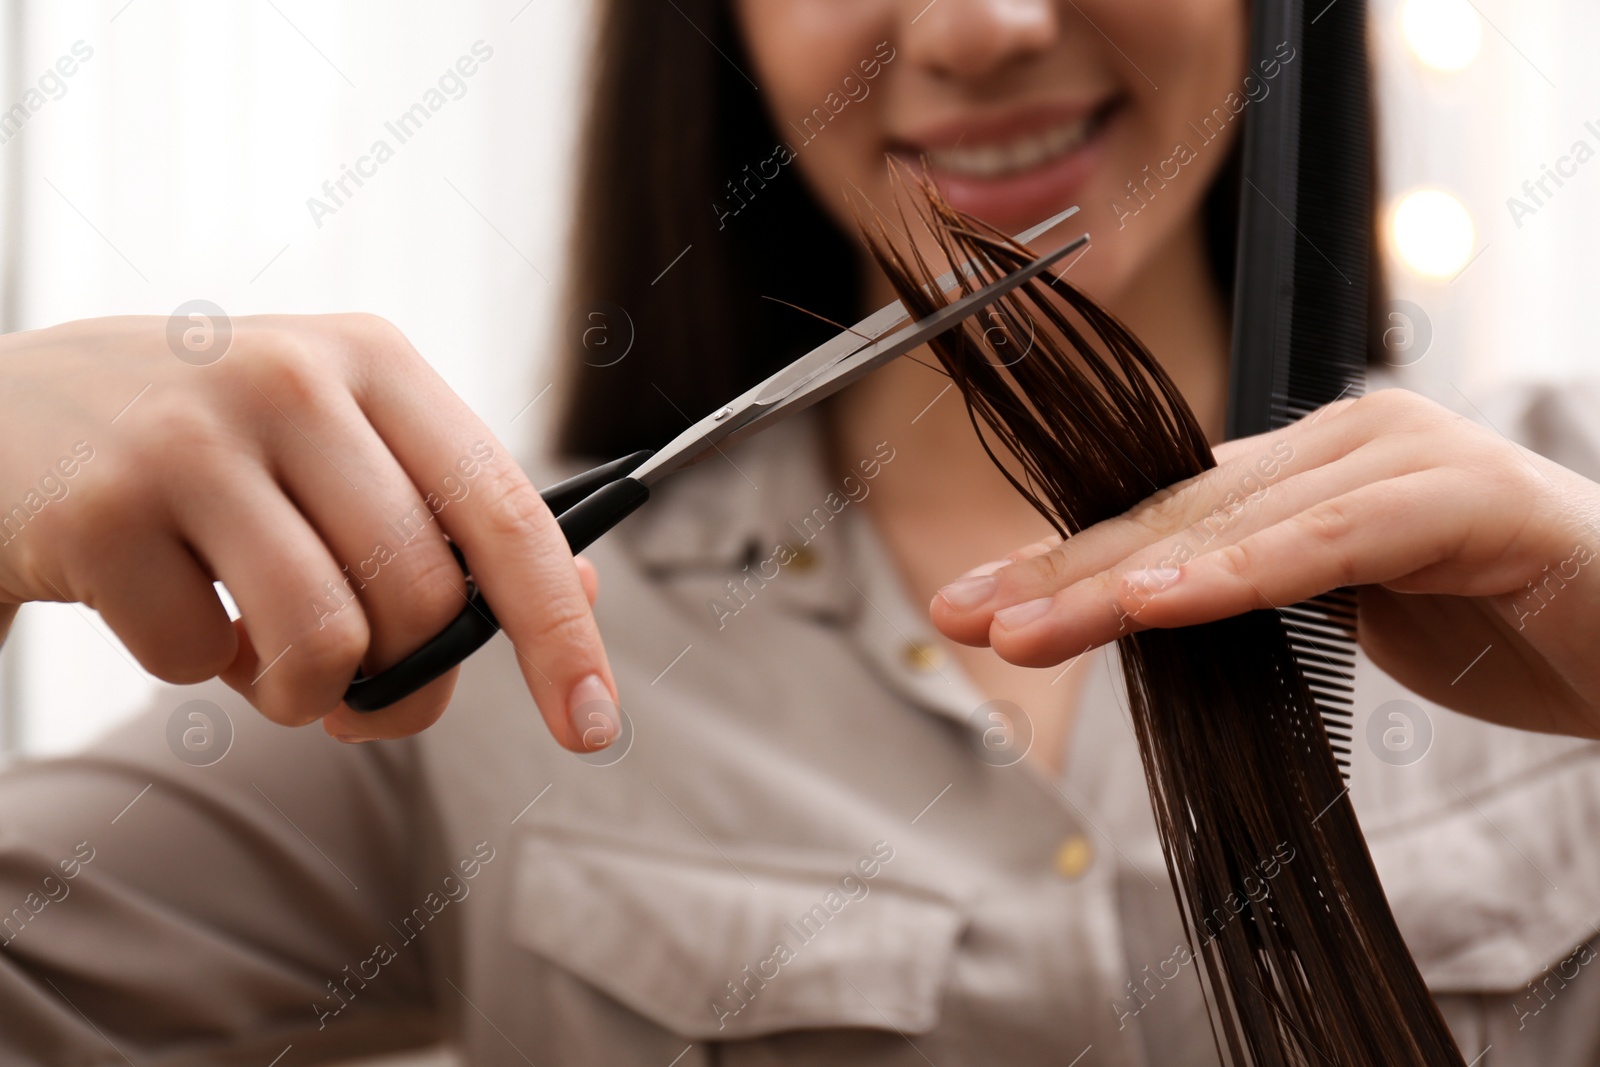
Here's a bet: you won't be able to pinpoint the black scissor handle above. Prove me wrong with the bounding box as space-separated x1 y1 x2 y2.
539 449 653 516
342 451 652 712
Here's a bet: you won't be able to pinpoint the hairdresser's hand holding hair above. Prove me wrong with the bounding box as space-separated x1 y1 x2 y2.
0 314 616 748
932 389 1600 738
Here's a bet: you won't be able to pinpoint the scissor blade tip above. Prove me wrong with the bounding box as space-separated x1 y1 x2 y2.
1014 205 1082 245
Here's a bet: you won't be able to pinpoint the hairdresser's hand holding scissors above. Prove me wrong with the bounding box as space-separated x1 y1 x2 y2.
0 314 617 748
932 389 1600 738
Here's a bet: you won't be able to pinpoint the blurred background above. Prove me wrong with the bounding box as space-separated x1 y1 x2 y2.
0 0 1593 1062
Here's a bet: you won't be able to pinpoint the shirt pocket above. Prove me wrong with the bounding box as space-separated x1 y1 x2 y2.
507 822 967 1041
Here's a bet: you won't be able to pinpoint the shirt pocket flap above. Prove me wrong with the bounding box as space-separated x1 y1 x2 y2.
1367 750 1600 993
509 826 966 1040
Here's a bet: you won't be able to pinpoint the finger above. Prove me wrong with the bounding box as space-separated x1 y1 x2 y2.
81 531 237 684
218 616 457 742
928 539 1058 645
1123 467 1525 627
176 465 379 727
942 535 1061 593
258 368 464 667
982 469 1474 668
337 316 618 752
575 556 599 606
931 429 1402 646
249 371 470 739
321 667 458 740
1001 535 1062 565
1208 394 1362 466
317 669 461 741
931 455 1306 646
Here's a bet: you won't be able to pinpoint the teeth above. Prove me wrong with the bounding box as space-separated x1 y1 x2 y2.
923 116 1095 179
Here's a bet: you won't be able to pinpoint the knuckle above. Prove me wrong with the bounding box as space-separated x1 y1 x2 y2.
0 527 44 586
1206 542 1278 612
475 471 554 542
1006 534 1061 563
1316 395 1366 422
246 665 329 726
1127 486 1194 541
336 311 404 343
1348 388 1445 430
254 696 325 729
1092 568 1131 610
241 333 332 413
1502 457 1551 501
132 400 229 463
517 595 594 655
1349 389 1402 415
141 639 233 686
1295 500 1361 587
1021 544 1076 588
1298 497 1358 547
289 609 370 688
327 313 415 364
1212 541 1254 583
388 539 469 625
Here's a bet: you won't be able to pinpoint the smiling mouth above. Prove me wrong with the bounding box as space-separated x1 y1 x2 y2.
909 99 1124 181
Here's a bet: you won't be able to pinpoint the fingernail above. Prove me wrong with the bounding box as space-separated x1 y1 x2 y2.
567 673 619 751
959 559 1010 579
993 596 1054 630
333 734 377 744
1124 566 1182 595
936 574 999 611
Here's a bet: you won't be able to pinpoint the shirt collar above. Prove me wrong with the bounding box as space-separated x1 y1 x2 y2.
616 409 830 573
604 409 989 726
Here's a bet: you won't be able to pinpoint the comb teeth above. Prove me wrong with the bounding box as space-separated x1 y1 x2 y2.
1279 591 1358 771
1229 0 1371 783
1279 0 1371 429
1284 0 1369 782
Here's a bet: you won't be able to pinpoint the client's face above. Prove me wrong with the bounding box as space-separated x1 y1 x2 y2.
730 0 1252 301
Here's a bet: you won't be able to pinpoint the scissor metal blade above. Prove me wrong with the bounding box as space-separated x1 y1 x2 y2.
736 231 1089 434
837 203 1081 350
632 229 1088 486
749 205 1081 407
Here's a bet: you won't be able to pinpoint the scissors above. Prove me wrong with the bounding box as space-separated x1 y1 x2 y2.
345 207 1088 711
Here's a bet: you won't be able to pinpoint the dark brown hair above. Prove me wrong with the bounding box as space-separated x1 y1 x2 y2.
861 180 1463 1067
553 0 1316 460
555 0 856 458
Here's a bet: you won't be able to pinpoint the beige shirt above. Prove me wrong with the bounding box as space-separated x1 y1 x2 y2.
3 387 1600 1066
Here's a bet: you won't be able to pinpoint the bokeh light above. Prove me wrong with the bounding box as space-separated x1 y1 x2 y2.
1401 0 1482 72
1391 189 1477 278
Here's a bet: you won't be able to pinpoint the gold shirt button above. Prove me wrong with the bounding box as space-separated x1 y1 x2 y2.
1054 834 1094 880
785 545 818 572
901 640 945 672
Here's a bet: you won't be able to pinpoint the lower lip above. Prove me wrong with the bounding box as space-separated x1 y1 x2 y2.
894 108 1118 234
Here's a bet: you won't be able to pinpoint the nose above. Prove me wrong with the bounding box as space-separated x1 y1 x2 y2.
901 0 1060 83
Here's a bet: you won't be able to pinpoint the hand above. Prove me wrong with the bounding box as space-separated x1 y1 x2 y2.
0 314 617 749
931 390 1600 738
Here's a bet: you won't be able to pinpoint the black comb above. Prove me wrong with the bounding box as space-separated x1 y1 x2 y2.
1226 0 1372 771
